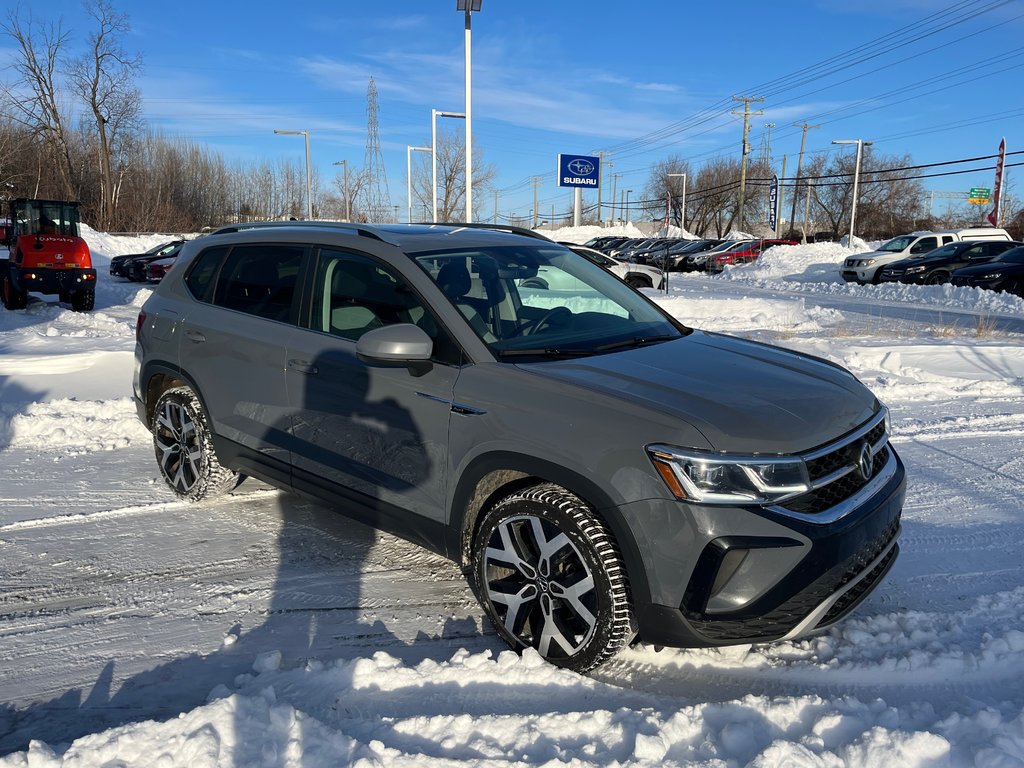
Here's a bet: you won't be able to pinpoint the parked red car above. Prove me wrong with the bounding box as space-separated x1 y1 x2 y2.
709 238 798 271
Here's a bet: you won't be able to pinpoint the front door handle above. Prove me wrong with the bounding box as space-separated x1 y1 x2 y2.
185 330 206 343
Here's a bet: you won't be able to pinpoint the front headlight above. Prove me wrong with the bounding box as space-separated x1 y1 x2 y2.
862 258 876 266
905 265 926 274
646 445 810 505
982 272 1003 279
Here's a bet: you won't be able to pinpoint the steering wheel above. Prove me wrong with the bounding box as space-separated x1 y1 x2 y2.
522 306 571 336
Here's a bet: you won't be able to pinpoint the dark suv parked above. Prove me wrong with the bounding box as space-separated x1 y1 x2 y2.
134 222 905 672
878 240 1021 285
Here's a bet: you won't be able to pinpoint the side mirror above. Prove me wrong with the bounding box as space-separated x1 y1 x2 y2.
356 323 434 375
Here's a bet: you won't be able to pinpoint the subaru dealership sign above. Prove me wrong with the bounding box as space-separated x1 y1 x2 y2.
558 153 600 188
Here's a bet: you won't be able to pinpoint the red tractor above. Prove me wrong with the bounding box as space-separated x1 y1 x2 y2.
1 198 97 312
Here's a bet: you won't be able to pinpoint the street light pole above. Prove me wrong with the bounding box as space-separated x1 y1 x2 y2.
457 1 482 223
274 129 312 220
332 160 350 221
625 190 633 223
832 139 872 244
407 146 431 223
431 108 465 221
667 173 687 233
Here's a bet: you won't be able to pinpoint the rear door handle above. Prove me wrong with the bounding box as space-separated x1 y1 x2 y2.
185 330 206 343
288 359 319 375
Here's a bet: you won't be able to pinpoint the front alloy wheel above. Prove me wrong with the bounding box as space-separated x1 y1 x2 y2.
473 484 635 672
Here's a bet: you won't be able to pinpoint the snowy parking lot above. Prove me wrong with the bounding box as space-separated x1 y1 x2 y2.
1 228 1023 767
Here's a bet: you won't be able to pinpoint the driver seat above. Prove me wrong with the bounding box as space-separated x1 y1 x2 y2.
436 262 496 342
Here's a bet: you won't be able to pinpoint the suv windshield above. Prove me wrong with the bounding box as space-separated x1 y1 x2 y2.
879 236 915 252
413 244 684 359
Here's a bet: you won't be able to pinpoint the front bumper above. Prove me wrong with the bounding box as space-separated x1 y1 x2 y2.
620 447 906 648
841 267 875 284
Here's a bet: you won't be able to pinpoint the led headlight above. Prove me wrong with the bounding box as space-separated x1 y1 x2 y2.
905 265 926 274
646 445 810 505
862 258 876 266
982 271 1003 279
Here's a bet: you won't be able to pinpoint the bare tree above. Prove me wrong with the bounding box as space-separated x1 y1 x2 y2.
410 128 495 222
643 156 692 229
2 7 76 198
67 0 142 230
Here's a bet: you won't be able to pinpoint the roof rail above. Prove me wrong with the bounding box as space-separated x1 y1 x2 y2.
429 222 555 242
208 220 387 242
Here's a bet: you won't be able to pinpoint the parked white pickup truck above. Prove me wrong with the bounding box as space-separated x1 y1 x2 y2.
841 227 1011 284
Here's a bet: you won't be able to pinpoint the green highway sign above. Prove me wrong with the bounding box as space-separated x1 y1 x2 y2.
969 186 991 204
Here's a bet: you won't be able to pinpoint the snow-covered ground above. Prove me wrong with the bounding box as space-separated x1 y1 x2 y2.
1 226 1023 767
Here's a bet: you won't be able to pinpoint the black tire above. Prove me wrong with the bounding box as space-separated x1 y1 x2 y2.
925 272 949 286
2 273 27 310
625 275 652 289
472 483 635 673
520 278 548 290
151 386 241 502
70 290 95 312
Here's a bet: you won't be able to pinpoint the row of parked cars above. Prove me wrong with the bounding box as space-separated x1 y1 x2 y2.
842 226 1024 295
583 236 797 273
109 239 186 282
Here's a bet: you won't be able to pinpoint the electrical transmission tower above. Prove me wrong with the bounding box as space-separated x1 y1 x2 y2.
361 77 393 223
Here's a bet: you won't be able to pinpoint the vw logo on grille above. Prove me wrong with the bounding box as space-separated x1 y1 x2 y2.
857 441 874 481
567 159 595 176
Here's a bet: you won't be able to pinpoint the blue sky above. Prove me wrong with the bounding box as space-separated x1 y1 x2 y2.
11 0 1024 222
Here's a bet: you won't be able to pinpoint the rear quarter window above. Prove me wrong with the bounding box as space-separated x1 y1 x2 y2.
184 246 229 301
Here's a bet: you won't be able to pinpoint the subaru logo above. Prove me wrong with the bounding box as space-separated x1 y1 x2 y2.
857 442 874 482
567 159 595 176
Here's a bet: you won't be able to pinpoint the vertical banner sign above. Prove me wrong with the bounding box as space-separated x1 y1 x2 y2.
987 138 1006 227
767 174 779 232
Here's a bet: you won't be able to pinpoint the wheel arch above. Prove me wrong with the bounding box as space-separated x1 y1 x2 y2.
450 451 650 601
139 361 209 428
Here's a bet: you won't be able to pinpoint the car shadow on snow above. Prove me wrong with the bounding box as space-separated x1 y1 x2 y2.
0 352 494 760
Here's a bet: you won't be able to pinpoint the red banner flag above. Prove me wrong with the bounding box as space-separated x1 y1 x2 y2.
987 138 1006 227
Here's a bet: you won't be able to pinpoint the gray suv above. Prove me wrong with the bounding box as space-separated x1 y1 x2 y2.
133 222 905 673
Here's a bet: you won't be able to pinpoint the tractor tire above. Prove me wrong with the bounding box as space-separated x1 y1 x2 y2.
70 290 95 312
2 273 27 310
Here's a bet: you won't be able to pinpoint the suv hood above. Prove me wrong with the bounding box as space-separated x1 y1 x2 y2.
519 331 877 454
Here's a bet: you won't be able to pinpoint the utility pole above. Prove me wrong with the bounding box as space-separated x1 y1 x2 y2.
611 173 622 226
732 96 764 233
493 190 499 224
788 122 820 238
596 152 610 226
532 176 542 228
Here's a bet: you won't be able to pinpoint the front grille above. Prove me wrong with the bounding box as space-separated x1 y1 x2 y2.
686 518 900 643
780 417 889 516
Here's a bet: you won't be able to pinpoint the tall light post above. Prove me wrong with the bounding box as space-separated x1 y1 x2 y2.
332 160 350 221
832 139 872 244
407 145 431 223
667 173 687 233
431 109 465 221
625 190 633 223
457 0 482 223
274 129 312 220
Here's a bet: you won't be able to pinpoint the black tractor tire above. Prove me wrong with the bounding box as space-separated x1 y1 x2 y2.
151 386 242 502
2 273 28 310
70 290 95 312
472 483 636 673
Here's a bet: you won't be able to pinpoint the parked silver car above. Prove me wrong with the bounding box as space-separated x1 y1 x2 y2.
134 222 905 672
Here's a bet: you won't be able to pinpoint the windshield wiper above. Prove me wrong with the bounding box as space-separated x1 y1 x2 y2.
593 334 679 352
496 347 595 358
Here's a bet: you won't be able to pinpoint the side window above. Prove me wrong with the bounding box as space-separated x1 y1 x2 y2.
211 243 305 322
941 236 954 245
314 249 460 364
910 237 937 254
185 246 229 301
963 244 985 259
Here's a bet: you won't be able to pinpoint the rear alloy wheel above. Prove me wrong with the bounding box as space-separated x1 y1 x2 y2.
472 483 635 673
152 386 241 502
2 274 27 310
